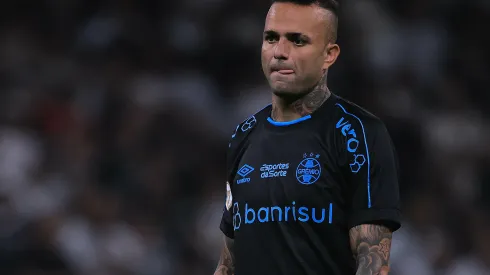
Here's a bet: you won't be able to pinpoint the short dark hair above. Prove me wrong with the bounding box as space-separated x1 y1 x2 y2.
272 0 339 17
271 0 339 42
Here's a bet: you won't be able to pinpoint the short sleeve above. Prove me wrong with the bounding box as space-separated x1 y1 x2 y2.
345 120 401 232
220 116 258 238
220 181 235 239
220 125 239 239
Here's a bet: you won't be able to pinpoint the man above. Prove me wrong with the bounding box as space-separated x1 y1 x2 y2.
214 0 401 274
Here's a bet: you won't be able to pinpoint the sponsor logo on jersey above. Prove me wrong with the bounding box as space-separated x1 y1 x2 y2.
260 163 289 178
296 153 322 185
232 201 333 231
349 154 366 173
336 117 366 173
241 116 256 132
229 115 256 148
236 164 254 184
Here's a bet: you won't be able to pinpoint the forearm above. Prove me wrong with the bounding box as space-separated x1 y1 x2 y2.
214 236 235 275
349 224 393 275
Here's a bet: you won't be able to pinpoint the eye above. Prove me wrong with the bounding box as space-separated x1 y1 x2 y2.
292 38 306 46
264 35 278 44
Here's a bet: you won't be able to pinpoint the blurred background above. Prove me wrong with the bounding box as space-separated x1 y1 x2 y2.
0 0 489 274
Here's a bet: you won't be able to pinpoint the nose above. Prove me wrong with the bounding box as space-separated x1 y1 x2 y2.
273 38 290 60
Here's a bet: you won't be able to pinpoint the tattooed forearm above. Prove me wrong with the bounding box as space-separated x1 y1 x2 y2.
214 236 235 275
349 224 393 275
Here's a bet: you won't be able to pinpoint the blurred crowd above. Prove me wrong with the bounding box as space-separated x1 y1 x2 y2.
0 0 489 274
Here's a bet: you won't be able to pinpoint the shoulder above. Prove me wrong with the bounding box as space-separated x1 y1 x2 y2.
331 95 389 137
326 96 396 175
225 104 271 177
327 95 392 164
227 104 271 149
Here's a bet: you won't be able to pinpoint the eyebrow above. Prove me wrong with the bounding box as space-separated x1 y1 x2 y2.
263 30 311 41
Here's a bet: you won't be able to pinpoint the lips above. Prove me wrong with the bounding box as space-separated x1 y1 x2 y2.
276 69 294 74
271 66 295 75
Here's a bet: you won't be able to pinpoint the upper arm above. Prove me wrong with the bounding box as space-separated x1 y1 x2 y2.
339 116 401 231
349 224 393 274
224 235 235 262
215 235 235 275
349 224 392 258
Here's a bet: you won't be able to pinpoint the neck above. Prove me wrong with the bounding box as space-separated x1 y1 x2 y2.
271 73 331 122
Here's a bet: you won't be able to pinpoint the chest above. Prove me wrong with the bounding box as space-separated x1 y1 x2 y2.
231 130 344 208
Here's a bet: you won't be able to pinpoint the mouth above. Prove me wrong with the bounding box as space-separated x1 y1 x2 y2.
271 68 295 75
275 69 294 75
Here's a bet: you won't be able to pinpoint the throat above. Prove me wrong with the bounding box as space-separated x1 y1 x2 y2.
271 74 331 122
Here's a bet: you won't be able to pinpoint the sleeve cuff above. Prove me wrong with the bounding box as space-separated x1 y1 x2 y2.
348 208 401 232
220 217 235 239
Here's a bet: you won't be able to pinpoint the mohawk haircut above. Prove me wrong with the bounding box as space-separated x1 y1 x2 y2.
271 0 339 43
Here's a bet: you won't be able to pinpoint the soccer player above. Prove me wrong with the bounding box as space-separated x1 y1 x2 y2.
214 0 401 274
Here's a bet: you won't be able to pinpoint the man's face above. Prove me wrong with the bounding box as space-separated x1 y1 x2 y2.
261 2 337 97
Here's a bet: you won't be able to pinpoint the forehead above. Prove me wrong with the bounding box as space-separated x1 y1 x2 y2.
265 3 329 38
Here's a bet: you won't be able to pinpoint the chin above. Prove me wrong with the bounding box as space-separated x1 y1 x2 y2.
271 89 304 102
271 82 304 99
272 89 293 96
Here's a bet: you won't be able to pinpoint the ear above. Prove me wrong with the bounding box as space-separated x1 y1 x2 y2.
322 43 340 71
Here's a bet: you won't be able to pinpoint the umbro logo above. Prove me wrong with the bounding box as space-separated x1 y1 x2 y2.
237 164 254 184
237 164 254 177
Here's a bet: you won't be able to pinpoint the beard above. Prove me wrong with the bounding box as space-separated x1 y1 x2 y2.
269 77 316 102
271 88 304 102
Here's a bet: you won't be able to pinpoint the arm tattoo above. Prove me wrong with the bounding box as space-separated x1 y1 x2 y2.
214 236 235 275
349 224 393 275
